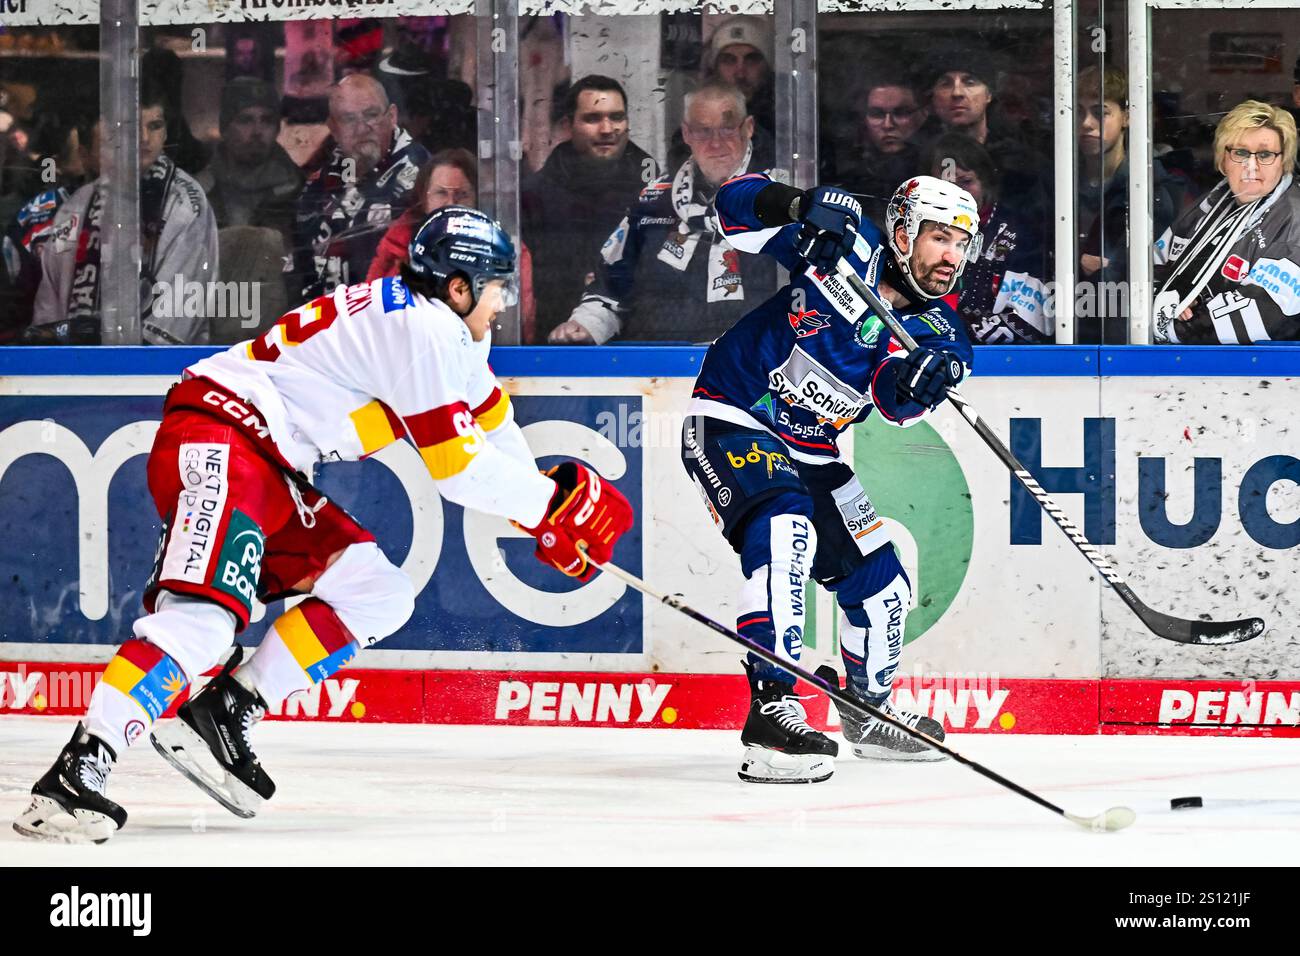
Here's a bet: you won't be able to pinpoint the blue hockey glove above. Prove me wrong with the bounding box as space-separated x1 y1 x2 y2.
795 186 862 273
894 346 964 409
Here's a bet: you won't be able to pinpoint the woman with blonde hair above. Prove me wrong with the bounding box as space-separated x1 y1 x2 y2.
1154 99 1300 343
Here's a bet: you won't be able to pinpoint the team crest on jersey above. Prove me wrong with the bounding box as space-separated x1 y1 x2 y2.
788 309 830 338
1222 255 1249 282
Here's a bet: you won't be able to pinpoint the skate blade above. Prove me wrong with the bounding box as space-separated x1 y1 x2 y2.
12 795 116 845
150 720 264 819
851 742 947 762
738 747 834 784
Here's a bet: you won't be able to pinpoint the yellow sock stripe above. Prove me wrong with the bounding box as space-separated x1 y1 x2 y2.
274 605 330 673
102 656 147 695
101 657 151 714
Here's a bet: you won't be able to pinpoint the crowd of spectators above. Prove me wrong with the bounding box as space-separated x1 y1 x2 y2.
1 17 1298 347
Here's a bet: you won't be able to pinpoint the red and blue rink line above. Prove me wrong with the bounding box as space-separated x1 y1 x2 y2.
1 661 1297 737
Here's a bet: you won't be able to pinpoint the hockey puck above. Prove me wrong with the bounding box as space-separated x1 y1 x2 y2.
1170 796 1203 810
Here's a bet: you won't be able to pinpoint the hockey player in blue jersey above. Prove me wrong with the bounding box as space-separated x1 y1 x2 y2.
681 173 981 782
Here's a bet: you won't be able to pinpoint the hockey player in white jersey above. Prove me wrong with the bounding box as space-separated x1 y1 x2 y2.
14 206 634 843
682 175 979 782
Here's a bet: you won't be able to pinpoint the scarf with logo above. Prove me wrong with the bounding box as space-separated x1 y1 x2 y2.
659 139 753 304
1155 174 1292 326
65 157 174 341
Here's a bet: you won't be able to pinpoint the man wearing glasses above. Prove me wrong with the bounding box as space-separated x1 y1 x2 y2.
289 74 430 301
837 75 934 228
1154 100 1300 344
550 82 779 344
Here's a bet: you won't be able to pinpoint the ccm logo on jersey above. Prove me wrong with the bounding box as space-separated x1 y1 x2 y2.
495 680 673 723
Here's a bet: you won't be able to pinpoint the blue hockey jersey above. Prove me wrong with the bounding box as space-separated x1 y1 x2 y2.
691 172 975 464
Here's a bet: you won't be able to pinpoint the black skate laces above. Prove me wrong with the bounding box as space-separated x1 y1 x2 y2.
759 694 818 736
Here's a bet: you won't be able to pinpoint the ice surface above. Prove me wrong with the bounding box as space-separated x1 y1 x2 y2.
2 717 1298 865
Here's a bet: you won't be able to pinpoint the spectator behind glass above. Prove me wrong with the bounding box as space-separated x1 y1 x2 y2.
667 17 777 171
367 148 537 342
522 74 658 341
141 47 210 176
1154 100 1300 344
551 82 778 345
197 78 303 240
1076 66 1183 344
1290 56 1300 128
21 78 219 345
838 75 933 228
926 132 1052 344
289 73 430 301
0 113 99 342
926 47 1046 223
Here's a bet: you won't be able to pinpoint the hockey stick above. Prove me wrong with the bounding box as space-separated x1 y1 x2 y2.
833 258 1265 647
592 555 1135 833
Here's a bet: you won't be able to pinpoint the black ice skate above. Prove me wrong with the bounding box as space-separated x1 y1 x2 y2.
817 665 946 762
151 646 275 818
13 723 128 844
738 661 838 784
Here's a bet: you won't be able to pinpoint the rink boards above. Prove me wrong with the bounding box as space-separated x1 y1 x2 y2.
0 345 1297 734
1 661 1298 737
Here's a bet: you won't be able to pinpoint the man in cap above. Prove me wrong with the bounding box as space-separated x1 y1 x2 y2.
197 77 304 241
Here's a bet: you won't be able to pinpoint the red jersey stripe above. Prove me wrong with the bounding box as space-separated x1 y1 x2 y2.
404 402 472 447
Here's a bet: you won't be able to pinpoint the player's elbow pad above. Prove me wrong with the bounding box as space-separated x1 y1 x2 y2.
869 357 930 428
752 181 806 228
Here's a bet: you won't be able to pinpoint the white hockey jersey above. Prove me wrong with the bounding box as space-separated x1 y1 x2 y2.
187 276 555 527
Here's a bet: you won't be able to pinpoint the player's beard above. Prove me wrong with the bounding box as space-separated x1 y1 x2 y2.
913 260 957 296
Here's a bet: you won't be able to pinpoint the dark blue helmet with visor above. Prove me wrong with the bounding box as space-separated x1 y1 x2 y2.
408 206 519 307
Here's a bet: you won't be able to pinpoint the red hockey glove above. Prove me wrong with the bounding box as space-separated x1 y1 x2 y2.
522 461 633 582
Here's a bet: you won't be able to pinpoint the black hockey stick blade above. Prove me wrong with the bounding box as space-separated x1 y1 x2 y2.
1126 589 1265 646
593 555 1135 833
831 258 1267 647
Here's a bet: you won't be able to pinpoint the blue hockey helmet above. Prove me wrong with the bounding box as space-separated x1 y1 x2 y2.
408 205 518 306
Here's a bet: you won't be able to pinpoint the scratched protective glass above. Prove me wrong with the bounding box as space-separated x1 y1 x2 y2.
1226 147 1280 166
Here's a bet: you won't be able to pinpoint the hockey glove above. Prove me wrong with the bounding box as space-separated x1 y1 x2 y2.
795 186 862 274
894 346 965 410
524 461 633 582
